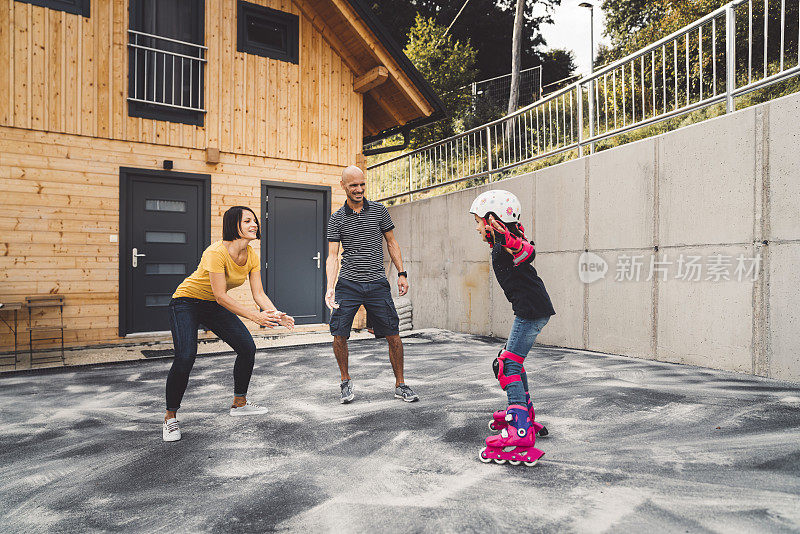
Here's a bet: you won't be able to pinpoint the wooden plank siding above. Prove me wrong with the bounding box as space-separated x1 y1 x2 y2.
0 126 350 350
0 0 363 163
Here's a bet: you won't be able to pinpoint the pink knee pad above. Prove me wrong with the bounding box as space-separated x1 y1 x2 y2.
493 349 526 390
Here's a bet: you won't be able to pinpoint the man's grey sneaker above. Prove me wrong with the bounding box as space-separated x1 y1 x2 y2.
229 401 268 416
163 417 181 442
340 379 355 404
395 383 419 402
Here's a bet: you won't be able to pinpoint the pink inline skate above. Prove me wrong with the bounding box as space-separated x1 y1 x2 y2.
480 405 544 466
489 409 547 436
489 393 548 436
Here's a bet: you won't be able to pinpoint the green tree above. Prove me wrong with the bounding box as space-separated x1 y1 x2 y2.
599 0 799 65
601 1 727 63
540 48 577 88
368 0 562 82
601 0 667 53
403 15 478 148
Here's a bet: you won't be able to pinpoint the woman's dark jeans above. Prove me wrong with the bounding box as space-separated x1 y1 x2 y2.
166 297 257 412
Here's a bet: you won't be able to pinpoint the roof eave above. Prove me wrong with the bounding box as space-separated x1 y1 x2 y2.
346 0 448 143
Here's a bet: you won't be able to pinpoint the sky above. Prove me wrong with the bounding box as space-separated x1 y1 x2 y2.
533 0 611 77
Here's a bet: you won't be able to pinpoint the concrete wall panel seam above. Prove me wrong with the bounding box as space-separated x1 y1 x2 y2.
652 137 660 361
583 156 590 350
760 104 773 378
752 107 766 376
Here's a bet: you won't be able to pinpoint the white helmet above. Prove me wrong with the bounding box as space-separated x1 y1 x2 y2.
469 190 522 224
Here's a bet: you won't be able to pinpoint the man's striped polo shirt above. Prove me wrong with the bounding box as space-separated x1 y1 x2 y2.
327 199 395 282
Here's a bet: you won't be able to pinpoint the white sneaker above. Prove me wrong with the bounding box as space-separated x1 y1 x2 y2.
340 379 355 404
163 418 181 442
229 401 268 416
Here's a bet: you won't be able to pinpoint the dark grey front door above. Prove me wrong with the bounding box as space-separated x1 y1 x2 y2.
262 184 327 325
121 169 209 334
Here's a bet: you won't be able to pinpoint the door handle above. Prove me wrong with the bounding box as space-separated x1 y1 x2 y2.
132 247 146 268
312 252 321 269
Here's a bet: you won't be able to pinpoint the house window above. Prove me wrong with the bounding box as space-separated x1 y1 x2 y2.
128 0 206 126
14 0 89 17
237 1 299 64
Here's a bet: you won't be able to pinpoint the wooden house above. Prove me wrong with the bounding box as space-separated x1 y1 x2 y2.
0 0 444 356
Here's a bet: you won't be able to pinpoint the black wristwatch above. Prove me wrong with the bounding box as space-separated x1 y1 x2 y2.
398 271 408 278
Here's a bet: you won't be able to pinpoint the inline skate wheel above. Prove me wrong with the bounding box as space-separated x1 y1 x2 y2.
509 460 521 466
493 458 506 465
523 459 539 467
479 447 492 463
488 421 499 431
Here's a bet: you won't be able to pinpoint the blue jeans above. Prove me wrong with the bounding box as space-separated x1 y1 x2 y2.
503 315 550 406
166 298 257 411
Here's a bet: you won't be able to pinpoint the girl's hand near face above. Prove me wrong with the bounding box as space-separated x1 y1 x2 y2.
487 215 519 254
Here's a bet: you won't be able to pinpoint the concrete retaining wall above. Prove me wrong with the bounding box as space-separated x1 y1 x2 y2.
385 91 800 382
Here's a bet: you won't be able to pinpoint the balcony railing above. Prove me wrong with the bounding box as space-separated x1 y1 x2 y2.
127 29 207 113
371 0 800 202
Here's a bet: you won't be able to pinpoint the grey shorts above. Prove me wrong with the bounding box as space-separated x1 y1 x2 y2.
329 277 399 339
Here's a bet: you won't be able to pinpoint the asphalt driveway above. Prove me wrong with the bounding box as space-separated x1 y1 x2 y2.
2 330 799 533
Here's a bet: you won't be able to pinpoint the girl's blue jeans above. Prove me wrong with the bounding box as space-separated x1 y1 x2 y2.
503 315 550 406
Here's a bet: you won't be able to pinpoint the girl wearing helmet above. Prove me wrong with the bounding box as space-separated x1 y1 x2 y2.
469 189 556 466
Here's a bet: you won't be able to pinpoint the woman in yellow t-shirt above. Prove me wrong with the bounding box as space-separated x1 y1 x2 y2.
163 206 295 442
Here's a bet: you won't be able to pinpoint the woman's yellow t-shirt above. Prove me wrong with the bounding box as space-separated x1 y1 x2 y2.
172 241 260 301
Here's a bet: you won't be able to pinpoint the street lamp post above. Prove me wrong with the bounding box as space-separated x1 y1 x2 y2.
579 2 595 154
579 2 595 73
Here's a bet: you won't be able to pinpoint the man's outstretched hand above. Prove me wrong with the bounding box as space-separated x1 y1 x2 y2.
325 288 339 311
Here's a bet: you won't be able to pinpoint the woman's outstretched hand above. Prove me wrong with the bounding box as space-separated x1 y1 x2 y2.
251 310 295 329
272 311 295 329
251 310 280 328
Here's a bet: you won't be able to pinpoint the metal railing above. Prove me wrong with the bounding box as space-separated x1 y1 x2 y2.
372 0 800 202
127 30 207 113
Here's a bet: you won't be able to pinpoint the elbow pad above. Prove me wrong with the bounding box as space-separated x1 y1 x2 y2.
512 240 535 266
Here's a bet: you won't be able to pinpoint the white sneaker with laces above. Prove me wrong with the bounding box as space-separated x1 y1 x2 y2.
229 401 268 416
163 417 181 442
340 379 355 404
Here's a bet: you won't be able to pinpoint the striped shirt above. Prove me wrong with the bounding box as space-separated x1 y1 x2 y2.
327 199 395 282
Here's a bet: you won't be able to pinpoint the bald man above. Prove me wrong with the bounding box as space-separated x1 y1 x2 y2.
324 166 418 404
